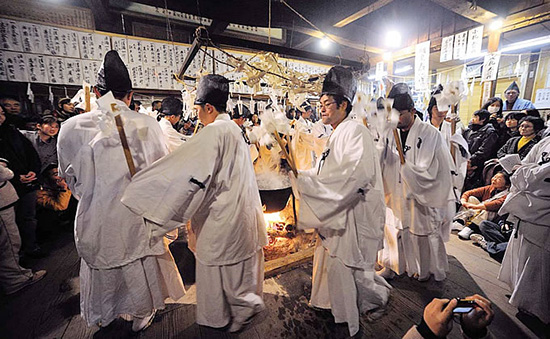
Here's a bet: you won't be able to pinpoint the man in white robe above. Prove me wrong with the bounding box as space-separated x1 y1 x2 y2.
498 136 550 323
121 74 267 333
57 51 185 331
291 66 391 336
158 96 186 152
378 83 454 282
291 104 328 170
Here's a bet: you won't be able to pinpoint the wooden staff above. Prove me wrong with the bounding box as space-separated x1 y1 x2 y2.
84 85 91 112
393 129 406 165
193 121 201 135
114 114 137 177
450 104 457 162
285 133 297 173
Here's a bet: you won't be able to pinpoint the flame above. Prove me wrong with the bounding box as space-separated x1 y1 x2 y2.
264 212 283 227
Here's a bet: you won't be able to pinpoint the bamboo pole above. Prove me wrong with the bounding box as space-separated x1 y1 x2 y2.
273 131 297 177
393 129 406 165
84 85 91 112
114 114 137 177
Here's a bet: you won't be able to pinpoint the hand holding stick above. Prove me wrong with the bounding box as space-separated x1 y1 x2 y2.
393 129 406 165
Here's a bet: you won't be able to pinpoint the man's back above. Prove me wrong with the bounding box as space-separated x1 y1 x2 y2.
57 101 168 269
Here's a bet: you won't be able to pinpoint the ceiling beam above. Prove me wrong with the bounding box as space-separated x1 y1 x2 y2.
293 36 316 49
429 0 498 24
371 2 550 63
292 25 385 54
333 0 394 28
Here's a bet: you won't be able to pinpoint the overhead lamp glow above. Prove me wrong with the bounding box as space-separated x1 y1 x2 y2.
489 19 503 31
385 30 402 48
383 52 392 61
320 37 331 49
500 35 550 53
395 65 412 74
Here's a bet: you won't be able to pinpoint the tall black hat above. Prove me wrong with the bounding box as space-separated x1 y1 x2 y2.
194 75 229 107
232 104 251 119
388 83 414 111
322 66 356 102
505 81 520 93
96 50 132 93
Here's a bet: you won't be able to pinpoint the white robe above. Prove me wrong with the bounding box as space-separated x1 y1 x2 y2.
121 113 268 327
293 118 390 336
379 117 454 281
498 136 550 323
291 117 328 170
158 118 186 152
57 99 185 326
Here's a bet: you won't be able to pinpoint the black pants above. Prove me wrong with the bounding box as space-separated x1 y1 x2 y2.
15 190 39 253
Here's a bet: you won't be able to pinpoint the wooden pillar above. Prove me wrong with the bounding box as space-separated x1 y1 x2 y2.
524 48 541 101
486 30 502 100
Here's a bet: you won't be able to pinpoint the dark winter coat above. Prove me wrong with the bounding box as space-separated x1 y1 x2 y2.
463 123 499 167
497 135 541 160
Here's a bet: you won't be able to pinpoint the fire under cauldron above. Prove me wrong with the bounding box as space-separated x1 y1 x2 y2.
259 187 293 213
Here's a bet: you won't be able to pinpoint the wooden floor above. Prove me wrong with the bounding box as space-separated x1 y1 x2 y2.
1 230 548 339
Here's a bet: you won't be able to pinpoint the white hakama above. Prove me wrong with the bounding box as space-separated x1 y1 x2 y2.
195 250 265 328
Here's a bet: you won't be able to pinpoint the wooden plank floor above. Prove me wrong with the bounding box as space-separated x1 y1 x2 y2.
1 230 547 338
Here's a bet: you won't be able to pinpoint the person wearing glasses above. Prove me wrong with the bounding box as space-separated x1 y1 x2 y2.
497 116 545 160
378 83 455 283
503 81 535 111
290 66 390 337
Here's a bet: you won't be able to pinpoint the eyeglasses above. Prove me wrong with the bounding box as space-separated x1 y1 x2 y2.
320 101 336 110
519 124 533 129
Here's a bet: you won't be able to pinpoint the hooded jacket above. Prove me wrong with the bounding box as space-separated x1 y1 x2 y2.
463 123 498 167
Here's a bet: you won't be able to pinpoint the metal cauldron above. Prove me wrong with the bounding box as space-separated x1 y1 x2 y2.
259 187 292 213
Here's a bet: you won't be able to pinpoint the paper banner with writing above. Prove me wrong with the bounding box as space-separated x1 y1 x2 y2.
466 26 483 58
130 64 145 88
26 54 49 83
440 35 454 62
81 59 101 84
415 40 430 90
19 22 44 54
4 52 28 81
141 41 156 66
453 31 467 60
0 50 7 81
127 39 143 65
481 52 501 82
112 37 129 64
65 58 83 85
0 19 23 52
46 56 66 84
94 33 111 61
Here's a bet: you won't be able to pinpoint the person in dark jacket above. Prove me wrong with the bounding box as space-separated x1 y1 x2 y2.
0 104 45 258
483 97 504 131
462 109 499 192
497 116 544 159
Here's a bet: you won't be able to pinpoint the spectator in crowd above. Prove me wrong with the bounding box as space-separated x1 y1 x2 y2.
503 81 535 110
54 97 76 123
497 116 544 160
523 108 540 118
134 100 142 112
0 158 47 295
0 104 44 259
152 100 162 113
251 113 260 126
483 97 504 131
462 109 499 192
497 112 526 150
498 136 550 324
35 163 71 241
454 171 510 239
19 115 59 173
403 294 494 339
178 117 196 136
0 97 26 129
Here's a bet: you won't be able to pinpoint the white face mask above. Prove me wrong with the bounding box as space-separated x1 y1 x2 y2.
488 106 500 114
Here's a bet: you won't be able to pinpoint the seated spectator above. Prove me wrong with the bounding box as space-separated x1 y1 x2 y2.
53 97 76 123
503 81 535 110
19 115 59 173
36 164 71 241
0 158 47 295
497 116 544 160
523 108 540 118
454 171 510 239
470 217 514 262
0 104 44 258
462 109 499 192
403 294 494 339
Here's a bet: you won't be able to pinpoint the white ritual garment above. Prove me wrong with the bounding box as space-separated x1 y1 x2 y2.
293 118 390 336
291 117 328 170
121 114 268 327
380 117 454 281
57 99 185 327
498 137 550 323
158 118 185 152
